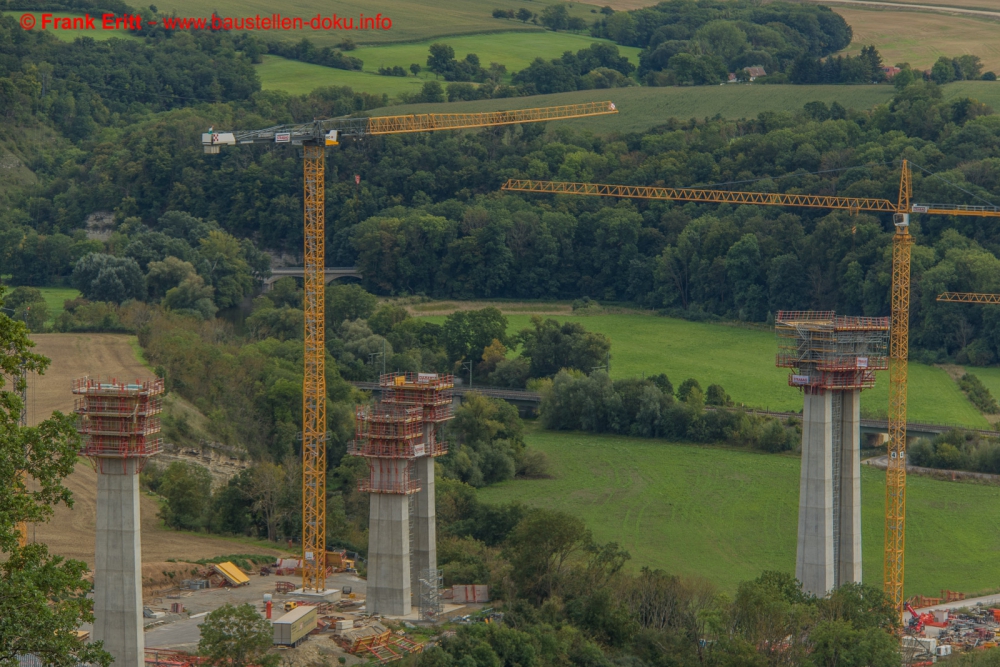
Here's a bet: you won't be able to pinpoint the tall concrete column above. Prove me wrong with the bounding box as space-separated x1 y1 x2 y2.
93 459 144 667
412 453 436 586
797 390 835 597
367 492 411 616
838 389 862 587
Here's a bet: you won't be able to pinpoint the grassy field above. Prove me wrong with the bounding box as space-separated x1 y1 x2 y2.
257 56 428 97
3 11 142 41
35 286 79 325
839 0 1000 11
478 426 1000 596
373 82 1000 132
257 33 640 99
366 85 898 128
421 311 989 427
835 7 1000 72
156 0 601 46
351 32 641 76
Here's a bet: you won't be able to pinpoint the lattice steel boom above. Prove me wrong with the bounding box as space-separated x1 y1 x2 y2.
501 179 898 212
203 102 618 592
504 161 1000 613
936 292 1000 304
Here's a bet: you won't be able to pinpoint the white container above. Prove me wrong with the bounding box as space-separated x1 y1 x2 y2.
933 609 948 623
936 645 952 656
273 606 317 647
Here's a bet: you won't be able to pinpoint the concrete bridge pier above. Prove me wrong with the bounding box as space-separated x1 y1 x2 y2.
796 388 862 597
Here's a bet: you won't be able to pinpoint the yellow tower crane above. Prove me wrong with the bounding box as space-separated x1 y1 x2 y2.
203 101 618 591
502 160 1000 611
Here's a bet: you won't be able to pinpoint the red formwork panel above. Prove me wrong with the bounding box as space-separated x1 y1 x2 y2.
74 395 163 416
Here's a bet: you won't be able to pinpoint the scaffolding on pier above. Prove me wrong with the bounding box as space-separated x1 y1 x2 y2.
73 376 164 472
380 372 455 424
775 311 889 390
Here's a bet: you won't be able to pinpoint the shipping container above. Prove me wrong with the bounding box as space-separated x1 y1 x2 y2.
273 605 317 646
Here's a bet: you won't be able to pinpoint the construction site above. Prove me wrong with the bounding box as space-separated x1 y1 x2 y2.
68 370 491 663
10 97 1000 667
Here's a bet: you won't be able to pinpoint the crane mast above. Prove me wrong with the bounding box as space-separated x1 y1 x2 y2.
204 101 617 591
885 161 912 610
503 160 1000 612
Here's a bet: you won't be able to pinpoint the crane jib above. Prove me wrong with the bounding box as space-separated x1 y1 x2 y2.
201 102 618 151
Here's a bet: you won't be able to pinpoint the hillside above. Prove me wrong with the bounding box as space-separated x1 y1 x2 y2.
479 426 1000 596
361 82 1000 132
24 334 281 567
419 310 990 427
256 32 642 97
835 6 1000 72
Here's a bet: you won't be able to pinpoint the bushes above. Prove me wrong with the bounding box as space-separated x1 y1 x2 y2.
3 286 48 332
442 393 543 486
908 429 1000 474
540 370 798 451
958 373 1000 414
72 253 146 304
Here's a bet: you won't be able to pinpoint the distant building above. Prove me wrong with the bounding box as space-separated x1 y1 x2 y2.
729 67 767 83
883 66 901 79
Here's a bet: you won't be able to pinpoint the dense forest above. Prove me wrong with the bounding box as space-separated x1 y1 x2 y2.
3 7 1000 363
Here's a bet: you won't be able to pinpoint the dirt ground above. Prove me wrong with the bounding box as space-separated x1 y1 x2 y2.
22 333 286 568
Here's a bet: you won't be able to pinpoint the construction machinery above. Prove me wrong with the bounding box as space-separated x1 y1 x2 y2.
502 160 1000 611
202 101 618 591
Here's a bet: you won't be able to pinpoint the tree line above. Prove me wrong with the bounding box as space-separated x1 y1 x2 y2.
540 369 800 452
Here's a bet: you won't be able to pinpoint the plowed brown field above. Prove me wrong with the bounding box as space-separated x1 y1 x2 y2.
23 334 284 568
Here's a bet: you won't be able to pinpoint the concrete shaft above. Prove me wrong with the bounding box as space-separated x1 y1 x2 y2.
838 390 862 587
796 390 862 597
94 458 144 667
412 452 437 587
367 491 411 616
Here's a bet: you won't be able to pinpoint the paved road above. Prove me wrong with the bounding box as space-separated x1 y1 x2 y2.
864 455 1000 483
804 0 1000 19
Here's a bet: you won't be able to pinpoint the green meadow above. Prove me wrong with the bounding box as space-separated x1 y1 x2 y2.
478 425 1000 596
422 311 989 427
351 32 641 76
35 287 80 325
372 81 1000 132
257 56 427 97
256 33 639 99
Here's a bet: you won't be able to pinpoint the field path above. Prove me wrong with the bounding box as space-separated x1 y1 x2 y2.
813 0 1000 19
22 334 283 568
